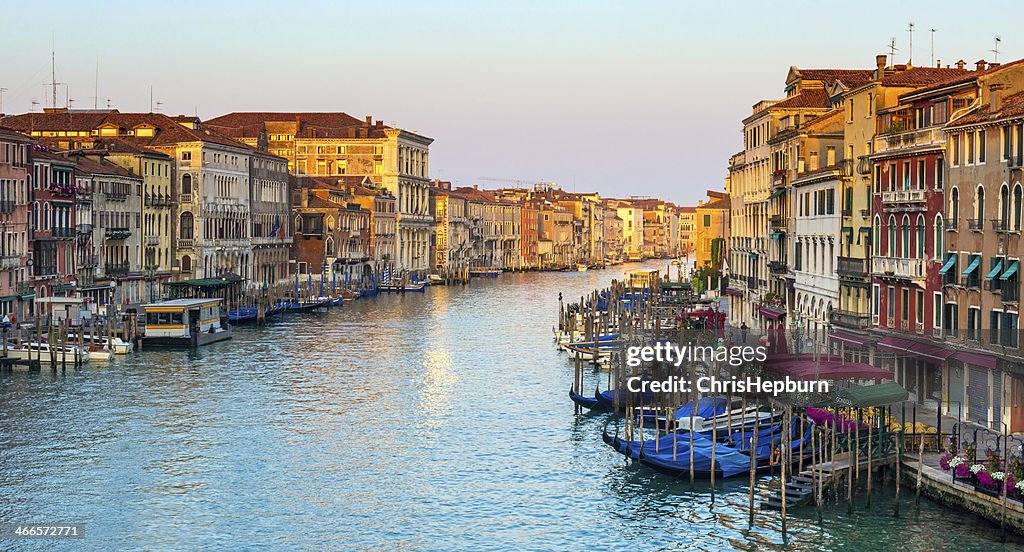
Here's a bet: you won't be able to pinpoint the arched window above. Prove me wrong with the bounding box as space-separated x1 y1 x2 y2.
950 186 960 223
916 215 925 258
902 215 911 257
180 212 194 239
1015 184 1023 231
977 185 985 223
888 215 897 257
181 255 192 272
294 215 302 233
1001 184 1010 227
934 214 943 260
326 237 335 257
326 216 335 232
873 215 881 256
182 173 192 195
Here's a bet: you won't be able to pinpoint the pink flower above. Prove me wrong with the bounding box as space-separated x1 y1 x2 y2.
955 463 971 478
940 453 952 471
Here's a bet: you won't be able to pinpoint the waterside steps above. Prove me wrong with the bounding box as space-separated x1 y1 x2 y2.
761 453 899 511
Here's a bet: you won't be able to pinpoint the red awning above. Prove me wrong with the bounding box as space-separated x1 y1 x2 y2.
765 360 895 381
876 335 918 352
725 288 743 297
757 306 785 320
954 351 997 369
907 342 954 362
830 331 869 349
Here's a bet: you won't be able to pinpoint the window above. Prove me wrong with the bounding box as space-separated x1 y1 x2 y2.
967 307 981 340
1004 312 1019 348
873 216 881 256
903 161 911 189
952 134 961 166
1002 184 1011 227
888 215 896 256
182 151 191 161
179 212 194 239
933 292 942 334
888 286 895 322
826 188 835 215
967 132 975 164
917 289 924 332
1015 184 1023 231
934 215 943 260
950 187 959 222
901 288 909 328
872 284 880 325
936 158 944 189
703 214 711 227
976 186 985 226
991 310 1003 345
1004 126 1014 161
336 160 347 175
917 159 926 189
916 215 925 258
979 130 987 163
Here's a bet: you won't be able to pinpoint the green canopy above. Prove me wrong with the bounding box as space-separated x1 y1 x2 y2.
836 382 909 408
986 260 1004 280
769 188 786 199
961 255 980 276
1001 260 1020 281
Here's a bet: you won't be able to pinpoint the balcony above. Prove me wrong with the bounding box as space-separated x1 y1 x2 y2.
16 282 31 294
52 227 74 238
177 238 194 249
871 256 927 283
145 235 161 246
881 189 926 204
830 309 871 330
968 218 984 231
180 193 193 204
944 219 958 231
1 255 21 269
837 256 867 279
105 262 131 275
841 207 853 216
859 208 870 217
105 228 132 240
0 200 15 214
768 261 787 275
873 126 945 154
106 192 127 201
992 219 1016 233
770 215 786 231
76 223 94 234
856 157 873 175
746 276 758 290
80 255 98 268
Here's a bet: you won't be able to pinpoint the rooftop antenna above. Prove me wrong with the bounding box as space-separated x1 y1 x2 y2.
930 28 937 66
31 99 39 112
94 58 99 110
907 22 915 65
0 87 7 114
888 37 899 66
51 34 56 108
991 35 1002 63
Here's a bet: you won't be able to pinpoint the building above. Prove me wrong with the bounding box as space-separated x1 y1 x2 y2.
677 206 696 262
694 191 730 270
0 127 33 320
205 112 434 272
430 181 472 275
30 146 77 313
290 176 372 287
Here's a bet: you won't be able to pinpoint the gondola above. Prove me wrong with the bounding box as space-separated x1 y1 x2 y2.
226 306 260 324
568 386 612 411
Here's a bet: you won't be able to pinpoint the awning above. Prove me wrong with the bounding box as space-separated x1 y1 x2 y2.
53 283 75 292
830 330 869 348
757 306 785 320
986 260 1004 280
770 231 784 240
938 254 957 275
725 288 743 297
1001 260 1020 281
954 351 997 369
769 188 786 199
961 255 980 276
876 335 918 352
907 341 954 362
836 382 909 408
764 360 894 381
841 226 854 236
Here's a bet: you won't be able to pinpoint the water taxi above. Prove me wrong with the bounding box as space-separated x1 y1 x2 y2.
141 299 232 348
3 341 90 364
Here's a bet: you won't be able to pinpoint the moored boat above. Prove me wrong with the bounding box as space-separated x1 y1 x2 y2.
142 298 233 348
378 282 426 293
4 341 91 365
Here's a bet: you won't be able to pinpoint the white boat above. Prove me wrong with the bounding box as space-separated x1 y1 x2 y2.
69 334 134 355
427 274 445 285
577 264 589 272
4 341 90 364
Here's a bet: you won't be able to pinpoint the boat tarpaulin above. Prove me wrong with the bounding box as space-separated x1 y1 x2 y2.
836 382 909 408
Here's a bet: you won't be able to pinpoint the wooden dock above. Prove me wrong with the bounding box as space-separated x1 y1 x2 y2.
762 452 898 510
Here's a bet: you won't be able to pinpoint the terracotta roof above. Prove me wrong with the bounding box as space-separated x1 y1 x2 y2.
699 196 730 210
879 67 971 87
793 69 874 88
677 206 697 213
1 110 114 132
305 194 348 211
205 112 393 140
772 89 831 109
292 175 382 198
948 90 1024 127
901 58 1024 100
71 154 136 178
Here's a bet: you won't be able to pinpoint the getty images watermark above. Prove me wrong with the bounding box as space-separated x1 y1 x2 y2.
624 343 831 396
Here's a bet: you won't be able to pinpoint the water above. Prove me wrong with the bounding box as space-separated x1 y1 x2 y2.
0 262 1019 551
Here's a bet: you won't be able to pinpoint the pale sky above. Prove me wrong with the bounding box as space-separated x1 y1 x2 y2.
1 0 1021 205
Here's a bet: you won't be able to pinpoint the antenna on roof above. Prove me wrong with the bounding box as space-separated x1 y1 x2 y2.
51 33 57 109
888 37 899 67
94 58 99 110
991 35 1002 63
907 22 915 65
0 87 7 114
929 29 937 67
149 85 154 113
31 99 39 112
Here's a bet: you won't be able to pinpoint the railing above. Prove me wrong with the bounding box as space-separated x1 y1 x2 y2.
1007 155 1024 169
106 192 127 201
52 227 74 238
830 309 871 329
944 219 958 231
177 238 194 249
837 255 867 278
871 256 927 281
15 282 31 294
0 255 21 269
841 207 853 216
746 276 758 290
768 261 787 274
76 223 93 234
769 215 785 230
967 218 984 231
180 193 193 204
873 126 944 154
857 157 873 175
105 228 131 240
881 189 926 204
992 219 1014 232
80 255 98 268
145 235 160 246
0 200 14 214
104 262 131 275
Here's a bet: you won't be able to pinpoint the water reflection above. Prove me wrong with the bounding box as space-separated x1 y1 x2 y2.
0 263 1021 550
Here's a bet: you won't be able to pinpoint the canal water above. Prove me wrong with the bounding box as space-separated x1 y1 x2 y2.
0 262 1020 551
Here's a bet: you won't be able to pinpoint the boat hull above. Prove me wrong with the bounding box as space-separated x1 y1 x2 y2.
143 327 233 348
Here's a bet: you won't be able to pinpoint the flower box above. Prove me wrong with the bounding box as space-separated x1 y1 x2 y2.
975 484 1001 498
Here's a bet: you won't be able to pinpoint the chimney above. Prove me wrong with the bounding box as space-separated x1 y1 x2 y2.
936 59 941 68
989 62 1001 69
991 84 1007 112
875 54 887 79
364 115 372 127
347 127 356 138
473 184 478 190
975 59 987 71
375 120 383 129
955 59 966 70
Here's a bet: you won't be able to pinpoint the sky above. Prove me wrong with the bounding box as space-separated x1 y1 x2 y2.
1 0 1022 206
